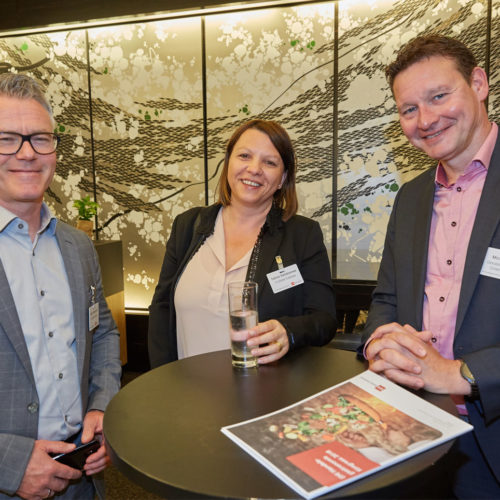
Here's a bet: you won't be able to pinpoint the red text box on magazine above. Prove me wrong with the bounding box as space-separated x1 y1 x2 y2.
287 441 378 486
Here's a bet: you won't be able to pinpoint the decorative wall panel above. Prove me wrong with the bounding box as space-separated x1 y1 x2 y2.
336 0 489 280
88 20 203 308
0 31 92 222
0 0 496 309
489 0 499 123
205 5 335 255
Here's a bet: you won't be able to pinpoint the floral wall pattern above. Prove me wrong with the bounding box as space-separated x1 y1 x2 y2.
0 0 497 309
336 0 493 279
204 4 335 248
88 20 204 305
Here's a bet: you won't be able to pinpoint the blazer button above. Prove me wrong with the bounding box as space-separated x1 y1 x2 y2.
27 402 39 414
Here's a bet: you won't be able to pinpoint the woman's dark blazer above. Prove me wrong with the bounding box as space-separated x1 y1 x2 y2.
148 204 336 368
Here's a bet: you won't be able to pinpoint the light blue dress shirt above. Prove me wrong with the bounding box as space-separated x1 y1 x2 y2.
0 203 82 441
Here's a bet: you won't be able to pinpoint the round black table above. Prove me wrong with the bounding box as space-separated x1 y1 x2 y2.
104 347 457 499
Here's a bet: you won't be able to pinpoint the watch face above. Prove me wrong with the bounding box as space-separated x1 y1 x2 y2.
460 361 479 399
460 361 475 384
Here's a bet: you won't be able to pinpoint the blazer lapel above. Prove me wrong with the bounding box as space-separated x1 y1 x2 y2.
412 171 435 329
0 260 36 385
55 225 86 379
456 139 500 334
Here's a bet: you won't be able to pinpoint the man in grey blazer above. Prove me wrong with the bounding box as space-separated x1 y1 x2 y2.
0 74 121 499
362 35 500 498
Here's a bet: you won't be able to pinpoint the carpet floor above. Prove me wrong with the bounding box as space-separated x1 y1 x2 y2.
103 464 162 499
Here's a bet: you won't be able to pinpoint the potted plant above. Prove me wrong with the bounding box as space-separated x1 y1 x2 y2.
73 195 99 239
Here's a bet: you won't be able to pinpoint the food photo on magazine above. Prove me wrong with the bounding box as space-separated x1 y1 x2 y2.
221 370 472 499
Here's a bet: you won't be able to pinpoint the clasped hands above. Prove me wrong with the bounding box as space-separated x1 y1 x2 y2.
365 323 468 395
246 319 289 364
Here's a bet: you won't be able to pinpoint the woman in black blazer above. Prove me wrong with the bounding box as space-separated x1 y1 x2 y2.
148 119 336 368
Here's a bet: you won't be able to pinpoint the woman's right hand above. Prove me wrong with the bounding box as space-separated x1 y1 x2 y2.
247 319 289 364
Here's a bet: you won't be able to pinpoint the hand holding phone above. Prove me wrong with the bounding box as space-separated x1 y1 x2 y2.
52 440 100 470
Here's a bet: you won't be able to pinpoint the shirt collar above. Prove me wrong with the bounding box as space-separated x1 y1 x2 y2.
0 202 57 235
435 122 498 187
40 203 58 235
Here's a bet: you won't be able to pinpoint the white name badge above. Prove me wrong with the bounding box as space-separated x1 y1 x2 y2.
267 264 304 294
88 302 99 330
480 247 500 279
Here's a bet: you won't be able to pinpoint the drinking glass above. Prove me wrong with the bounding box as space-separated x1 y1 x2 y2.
228 281 258 368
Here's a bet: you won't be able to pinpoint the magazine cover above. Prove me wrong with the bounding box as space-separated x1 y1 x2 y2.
221 370 472 499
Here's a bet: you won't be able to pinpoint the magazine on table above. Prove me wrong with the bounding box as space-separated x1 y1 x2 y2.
221 370 472 499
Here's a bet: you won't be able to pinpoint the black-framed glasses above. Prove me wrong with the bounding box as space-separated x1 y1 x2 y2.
0 132 61 155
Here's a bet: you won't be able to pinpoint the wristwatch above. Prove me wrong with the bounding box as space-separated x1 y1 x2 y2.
459 360 480 399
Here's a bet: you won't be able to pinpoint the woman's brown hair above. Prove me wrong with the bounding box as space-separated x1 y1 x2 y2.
217 119 298 221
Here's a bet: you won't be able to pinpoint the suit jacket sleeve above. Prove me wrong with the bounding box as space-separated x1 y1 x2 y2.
465 346 500 423
0 435 34 495
361 186 403 345
148 214 181 368
83 235 122 412
261 218 337 349
148 208 204 368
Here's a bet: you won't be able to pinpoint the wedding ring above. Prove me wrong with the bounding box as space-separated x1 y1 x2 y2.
275 340 282 351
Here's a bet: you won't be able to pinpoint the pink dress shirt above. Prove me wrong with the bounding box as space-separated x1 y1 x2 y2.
364 125 499 377
423 123 497 411
423 123 498 358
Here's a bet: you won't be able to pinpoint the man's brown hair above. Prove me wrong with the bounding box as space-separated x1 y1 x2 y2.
386 34 478 90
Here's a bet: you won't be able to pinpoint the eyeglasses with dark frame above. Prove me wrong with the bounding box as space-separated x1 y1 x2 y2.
0 132 61 155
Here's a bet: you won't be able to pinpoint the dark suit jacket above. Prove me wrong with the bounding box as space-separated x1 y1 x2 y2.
0 220 122 497
362 131 500 480
148 204 337 368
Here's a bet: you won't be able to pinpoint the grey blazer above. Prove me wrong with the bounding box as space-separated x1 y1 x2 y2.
0 220 121 496
362 130 500 481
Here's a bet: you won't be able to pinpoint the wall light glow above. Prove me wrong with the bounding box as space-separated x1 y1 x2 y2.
339 0 396 8
0 0 323 38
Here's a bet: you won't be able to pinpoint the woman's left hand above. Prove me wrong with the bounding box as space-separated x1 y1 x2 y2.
247 319 289 364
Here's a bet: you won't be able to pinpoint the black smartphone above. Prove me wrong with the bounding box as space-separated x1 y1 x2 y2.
52 439 100 470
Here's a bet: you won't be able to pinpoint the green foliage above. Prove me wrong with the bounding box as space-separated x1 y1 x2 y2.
139 108 162 120
239 104 250 115
290 40 316 51
385 182 399 192
339 202 359 216
73 196 99 221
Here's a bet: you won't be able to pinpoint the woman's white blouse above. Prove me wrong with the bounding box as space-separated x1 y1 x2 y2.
174 208 252 359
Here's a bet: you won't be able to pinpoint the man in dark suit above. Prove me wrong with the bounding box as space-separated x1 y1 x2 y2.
362 35 500 498
0 74 121 499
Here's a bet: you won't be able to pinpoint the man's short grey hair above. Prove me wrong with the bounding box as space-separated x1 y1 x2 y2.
0 73 53 118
